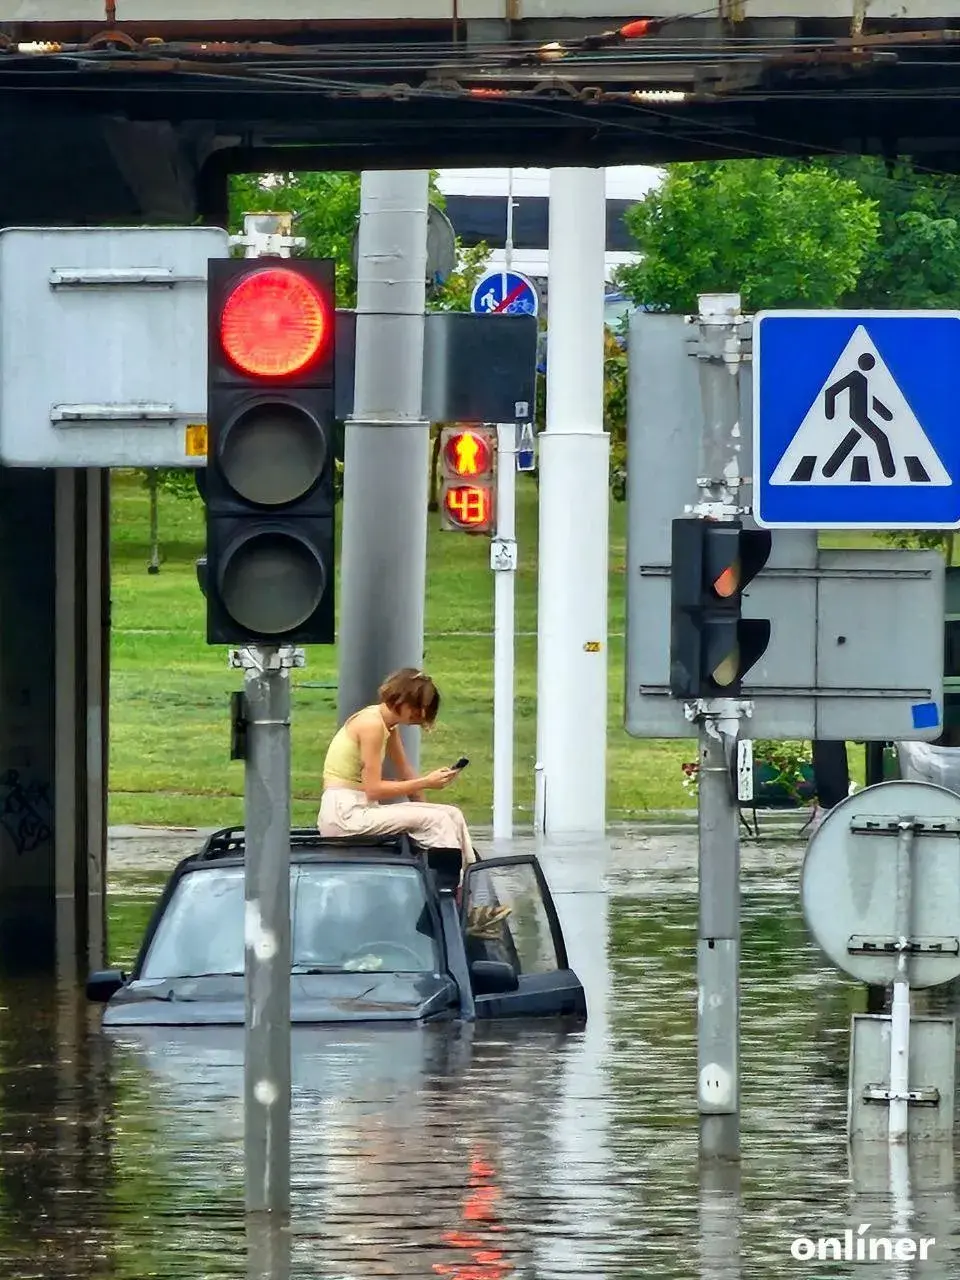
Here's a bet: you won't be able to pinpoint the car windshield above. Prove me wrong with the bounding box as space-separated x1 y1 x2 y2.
138 862 440 980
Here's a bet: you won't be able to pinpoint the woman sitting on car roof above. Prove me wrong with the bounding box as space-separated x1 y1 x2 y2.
317 667 480 879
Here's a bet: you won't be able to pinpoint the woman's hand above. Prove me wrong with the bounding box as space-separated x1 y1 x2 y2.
423 767 458 790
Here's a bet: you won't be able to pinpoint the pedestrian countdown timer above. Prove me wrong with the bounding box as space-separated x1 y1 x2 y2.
438 425 497 533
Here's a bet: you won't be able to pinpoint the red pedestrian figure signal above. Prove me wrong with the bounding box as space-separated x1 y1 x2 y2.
438 426 497 534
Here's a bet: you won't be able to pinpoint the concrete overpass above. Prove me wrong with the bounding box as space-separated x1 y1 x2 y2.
2 0 960 976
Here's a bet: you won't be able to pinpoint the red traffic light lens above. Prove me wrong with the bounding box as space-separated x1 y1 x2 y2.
220 267 329 378
443 485 492 529
443 430 492 477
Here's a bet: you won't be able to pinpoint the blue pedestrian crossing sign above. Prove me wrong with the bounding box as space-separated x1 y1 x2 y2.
470 268 539 317
753 311 960 529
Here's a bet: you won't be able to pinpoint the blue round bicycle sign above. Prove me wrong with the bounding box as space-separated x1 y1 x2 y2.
470 269 539 317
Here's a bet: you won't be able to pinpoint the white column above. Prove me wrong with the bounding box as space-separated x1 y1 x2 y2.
535 168 609 835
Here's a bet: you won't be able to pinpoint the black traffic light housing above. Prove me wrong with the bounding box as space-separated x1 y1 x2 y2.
203 256 337 646
669 517 772 698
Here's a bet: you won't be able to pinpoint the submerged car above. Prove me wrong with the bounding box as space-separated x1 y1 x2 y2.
87 826 587 1026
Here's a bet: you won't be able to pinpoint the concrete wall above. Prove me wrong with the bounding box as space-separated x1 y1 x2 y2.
0 468 108 975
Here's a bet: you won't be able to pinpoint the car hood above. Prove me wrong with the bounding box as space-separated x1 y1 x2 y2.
101 971 459 1027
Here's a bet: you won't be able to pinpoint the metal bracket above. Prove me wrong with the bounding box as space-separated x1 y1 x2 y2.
229 232 306 257
229 646 306 673
685 500 752 519
850 816 960 835
683 697 755 724
736 739 754 803
490 538 518 572
862 1085 941 1106
48 267 205 289
51 403 179 424
848 934 960 957
230 690 247 761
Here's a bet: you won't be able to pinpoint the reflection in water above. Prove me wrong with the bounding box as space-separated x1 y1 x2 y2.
0 841 958 1276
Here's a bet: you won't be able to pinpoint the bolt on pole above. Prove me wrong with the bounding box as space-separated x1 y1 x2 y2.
227 211 306 1216
691 292 748 1162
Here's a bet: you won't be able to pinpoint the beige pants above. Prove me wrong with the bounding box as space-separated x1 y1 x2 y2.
317 787 477 868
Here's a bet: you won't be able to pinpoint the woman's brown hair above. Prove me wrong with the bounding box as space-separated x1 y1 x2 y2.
378 668 441 724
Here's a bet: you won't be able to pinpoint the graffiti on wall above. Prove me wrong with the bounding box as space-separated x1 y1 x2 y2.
0 769 53 856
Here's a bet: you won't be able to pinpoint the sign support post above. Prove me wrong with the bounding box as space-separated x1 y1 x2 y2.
492 420 517 840
690 293 749 1162
471 195 535 840
493 174 518 839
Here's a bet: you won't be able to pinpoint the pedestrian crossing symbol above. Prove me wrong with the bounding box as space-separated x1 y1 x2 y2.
770 325 950 488
753 310 960 530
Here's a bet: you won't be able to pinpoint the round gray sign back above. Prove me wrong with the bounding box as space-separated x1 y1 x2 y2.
800 779 960 988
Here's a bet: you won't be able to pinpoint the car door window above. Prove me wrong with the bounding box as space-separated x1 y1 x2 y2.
462 861 560 975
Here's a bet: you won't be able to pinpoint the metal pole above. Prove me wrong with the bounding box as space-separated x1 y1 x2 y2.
889 819 914 1142
338 171 431 768
147 469 160 574
227 213 305 1218
534 167 609 835
492 172 517 841
692 292 748 1161
242 645 293 1214
492 422 517 839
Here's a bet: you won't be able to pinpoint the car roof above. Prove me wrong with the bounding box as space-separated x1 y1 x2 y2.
174 826 462 889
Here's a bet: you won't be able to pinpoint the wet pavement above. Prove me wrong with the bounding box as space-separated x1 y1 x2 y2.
1 820 958 1278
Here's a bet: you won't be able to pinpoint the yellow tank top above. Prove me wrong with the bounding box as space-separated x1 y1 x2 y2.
322 707 390 787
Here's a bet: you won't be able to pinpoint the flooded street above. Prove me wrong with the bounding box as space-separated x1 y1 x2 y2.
1 826 957 1278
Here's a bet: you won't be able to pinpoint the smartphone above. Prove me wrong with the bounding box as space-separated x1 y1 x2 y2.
452 756 469 770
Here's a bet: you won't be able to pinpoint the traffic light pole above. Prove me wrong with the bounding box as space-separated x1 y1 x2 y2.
690 292 749 1163
236 642 295 1216
228 213 305 1217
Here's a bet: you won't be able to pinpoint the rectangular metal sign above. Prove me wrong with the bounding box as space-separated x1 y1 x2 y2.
0 229 536 469
0 225 230 468
625 311 946 742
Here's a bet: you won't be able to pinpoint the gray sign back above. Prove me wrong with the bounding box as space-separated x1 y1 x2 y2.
624 311 945 742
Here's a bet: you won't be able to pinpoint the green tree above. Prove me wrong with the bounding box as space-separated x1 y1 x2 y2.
604 329 628 501
826 155 960 310
823 156 960 564
229 171 363 305
615 158 880 314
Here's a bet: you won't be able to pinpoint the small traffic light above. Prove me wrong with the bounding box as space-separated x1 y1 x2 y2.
669 517 772 698
438 425 497 533
203 257 337 645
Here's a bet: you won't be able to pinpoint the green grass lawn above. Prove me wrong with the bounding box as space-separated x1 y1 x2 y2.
108 470 862 829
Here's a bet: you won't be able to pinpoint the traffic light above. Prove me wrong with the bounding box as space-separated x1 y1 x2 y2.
669 517 772 698
438 425 497 534
202 257 336 645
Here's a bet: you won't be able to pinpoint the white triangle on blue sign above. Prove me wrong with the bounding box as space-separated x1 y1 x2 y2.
770 324 950 487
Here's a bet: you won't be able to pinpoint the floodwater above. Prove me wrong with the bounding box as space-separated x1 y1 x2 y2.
0 829 958 1279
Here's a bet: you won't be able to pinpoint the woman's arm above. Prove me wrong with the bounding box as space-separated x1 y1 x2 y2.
358 720 451 802
386 729 425 802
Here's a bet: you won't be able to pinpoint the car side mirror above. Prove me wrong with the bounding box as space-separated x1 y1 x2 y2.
469 959 518 995
86 969 126 1002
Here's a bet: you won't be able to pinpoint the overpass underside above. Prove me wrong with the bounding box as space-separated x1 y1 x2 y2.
2 2 960 971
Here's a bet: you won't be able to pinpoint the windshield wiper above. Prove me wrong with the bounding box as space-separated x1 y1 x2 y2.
291 964 343 974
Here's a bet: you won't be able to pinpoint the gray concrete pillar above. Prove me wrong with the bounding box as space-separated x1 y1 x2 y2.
0 467 108 975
